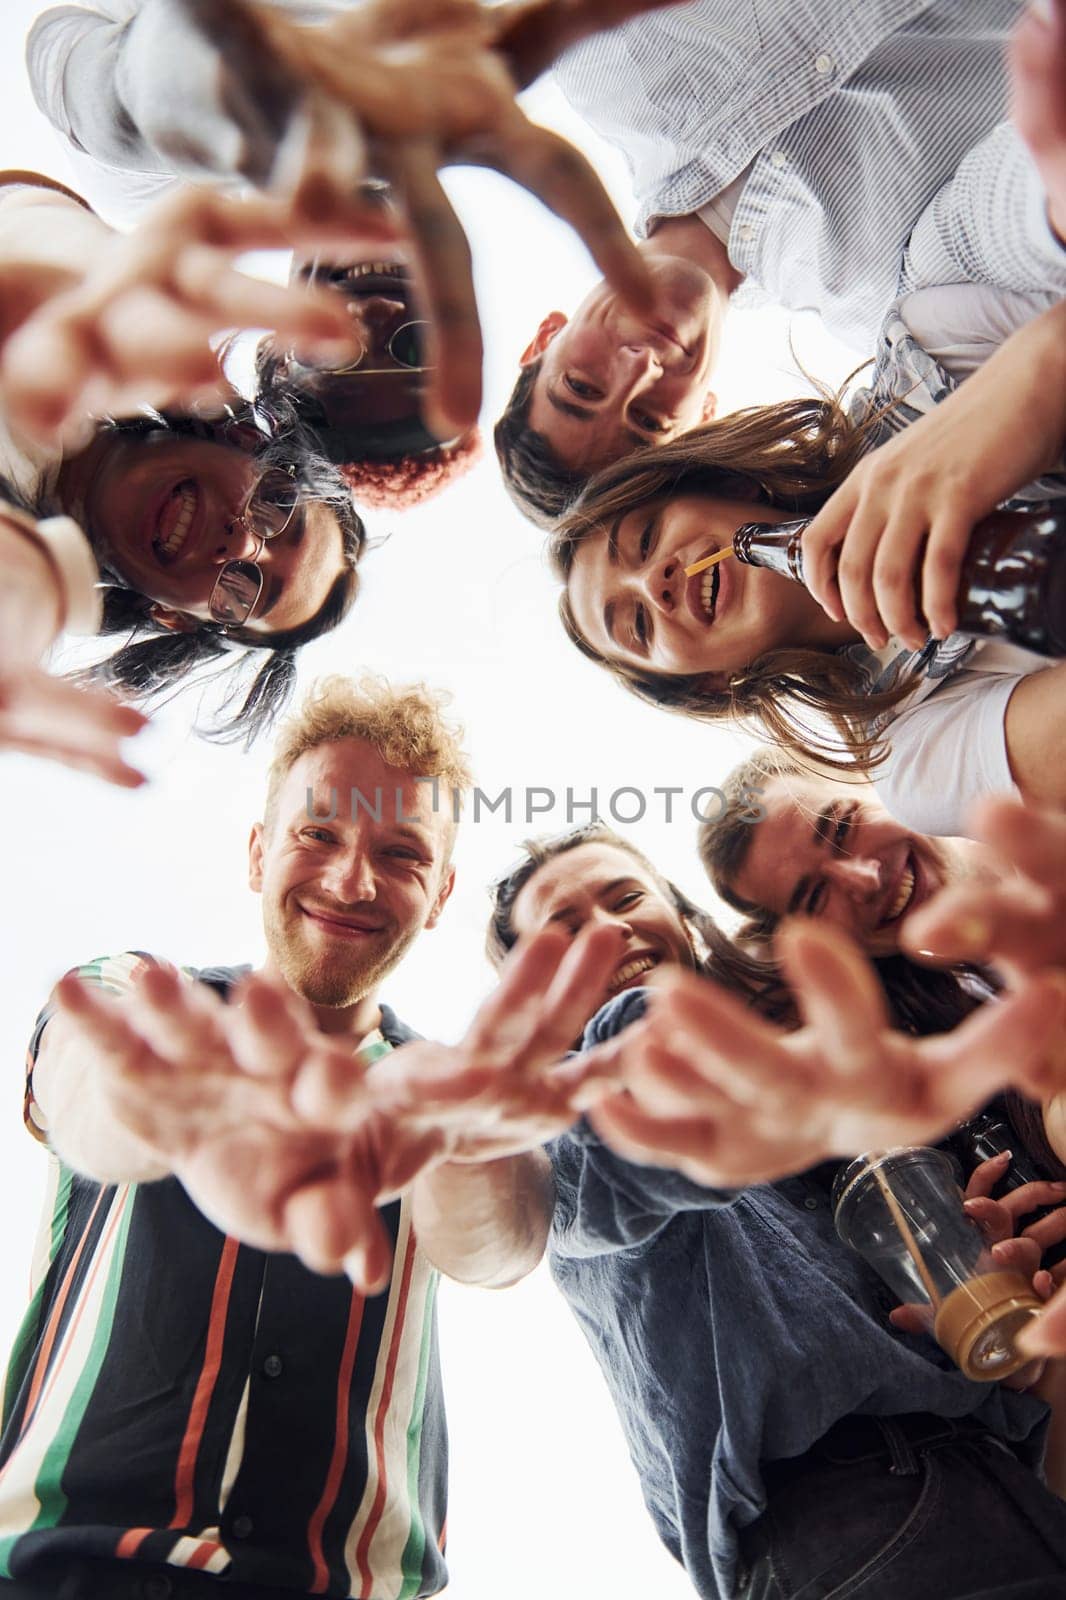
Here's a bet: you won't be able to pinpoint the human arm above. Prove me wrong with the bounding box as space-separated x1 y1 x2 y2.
801 298 1066 648
583 919 1065 1189
30 0 673 435
295 921 629 1286
32 961 443 1289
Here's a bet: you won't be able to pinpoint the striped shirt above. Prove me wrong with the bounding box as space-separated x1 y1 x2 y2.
2 953 447 1599
553 1 1066 349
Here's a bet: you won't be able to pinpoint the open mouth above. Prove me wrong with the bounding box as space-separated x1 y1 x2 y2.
152 481 199 565
324 262 411 300
879 853 918 928
685 549 721 624
607 953 659 993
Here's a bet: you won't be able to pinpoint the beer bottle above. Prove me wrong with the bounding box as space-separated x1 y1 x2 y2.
730 503 1066 656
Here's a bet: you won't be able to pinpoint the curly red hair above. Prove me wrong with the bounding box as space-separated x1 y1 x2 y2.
339 428 482 509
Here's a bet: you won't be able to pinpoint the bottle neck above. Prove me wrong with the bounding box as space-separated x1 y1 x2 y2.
733 517 812 584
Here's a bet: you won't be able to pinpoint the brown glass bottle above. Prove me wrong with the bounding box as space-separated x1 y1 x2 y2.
732 503 1066 656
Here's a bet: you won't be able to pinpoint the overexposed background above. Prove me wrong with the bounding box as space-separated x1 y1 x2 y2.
0 5 864 1596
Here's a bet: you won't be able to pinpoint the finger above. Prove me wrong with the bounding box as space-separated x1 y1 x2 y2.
52 972 146 1057
993 1179 1066 1224
969 796 1066 895
290 1042 379 1127
284 1173 377 1276
94 289 227 389
494 118 652 313
963 1150 1013 1200
227 974 315 1079
0 722 146 787
921 508 972 640
1016 1281 1066 1357
1019 1201 1066 1251
463 925 608 1064
963 1195 1016 1245
889 1302 935 1336
799 488 855 620
172 247 358 352
834 500 893 649
384 139 482 435
127 964 225 1064
871 510 929 650
920 974 1066 1110
590 1094 726 1180
0 314 107 438
991 1237 1046 1278
640 971 802 1108
622 1037 738 1120
903 880 1058 971
522 922 630 1070
343 1209 395 1297
775 918 890 1073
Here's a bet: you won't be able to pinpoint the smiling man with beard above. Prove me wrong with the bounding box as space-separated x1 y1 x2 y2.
0 674 617 1600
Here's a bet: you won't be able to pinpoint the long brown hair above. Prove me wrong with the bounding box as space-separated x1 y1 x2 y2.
549 397 912 772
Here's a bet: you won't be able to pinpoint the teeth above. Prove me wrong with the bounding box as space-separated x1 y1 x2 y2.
349 261 405 280
159 484 196 557
608 956 657 992
698 562 719 619
886 863 915 922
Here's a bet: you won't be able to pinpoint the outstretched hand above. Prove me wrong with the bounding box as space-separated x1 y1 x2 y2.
584 918 1065 1187
177 0 673 434
0 187 364 446
52 967 446 1290
293 922 628 1163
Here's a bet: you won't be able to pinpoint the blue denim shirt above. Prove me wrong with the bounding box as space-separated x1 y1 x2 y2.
548 989 1048 1600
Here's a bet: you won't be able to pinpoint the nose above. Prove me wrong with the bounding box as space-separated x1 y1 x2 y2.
586 904 634 936
219 520 262 562
324 847 378 905
828 855 882 898
639 554 683 616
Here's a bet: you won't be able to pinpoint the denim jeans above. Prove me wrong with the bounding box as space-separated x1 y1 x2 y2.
737 1418 1066 1600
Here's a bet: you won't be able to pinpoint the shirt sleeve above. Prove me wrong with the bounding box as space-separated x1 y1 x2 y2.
873 664 1038 837
900 121 1066 302
26 950 166 1144
26 1 303 195
549 988 735 1259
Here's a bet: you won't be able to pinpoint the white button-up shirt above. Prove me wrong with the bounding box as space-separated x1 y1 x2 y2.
554 0 1054 349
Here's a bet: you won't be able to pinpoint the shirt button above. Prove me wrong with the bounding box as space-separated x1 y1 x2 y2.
804 1196 819 1210
737 223 754 242
232 1515 255 1540
814 52 835 75
263 1354 284 1379
770 150 788 168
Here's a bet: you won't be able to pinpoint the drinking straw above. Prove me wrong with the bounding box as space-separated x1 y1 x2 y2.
684 547 737 578
871 1160 942 1309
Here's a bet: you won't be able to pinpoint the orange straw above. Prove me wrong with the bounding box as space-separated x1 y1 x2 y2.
871 1161 942 1309
684 547 737 579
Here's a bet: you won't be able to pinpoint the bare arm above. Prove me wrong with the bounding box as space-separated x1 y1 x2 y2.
1004 661 1066 811
411 1151 554 1288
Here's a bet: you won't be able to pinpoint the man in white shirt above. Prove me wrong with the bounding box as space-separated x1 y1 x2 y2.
493 0 1066 524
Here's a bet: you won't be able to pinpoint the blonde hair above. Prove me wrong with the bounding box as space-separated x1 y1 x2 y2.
265 673 472 830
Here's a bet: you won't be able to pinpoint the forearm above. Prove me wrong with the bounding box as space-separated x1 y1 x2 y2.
0 520 63 657
411 1150 554 1288
34 1016 171 1184
1004 663 1066 810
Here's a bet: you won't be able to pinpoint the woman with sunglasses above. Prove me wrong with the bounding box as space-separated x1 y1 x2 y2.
0 175 367 778
548 294 1066 841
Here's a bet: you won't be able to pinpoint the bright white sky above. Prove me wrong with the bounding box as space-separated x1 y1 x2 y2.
0 6 864 1596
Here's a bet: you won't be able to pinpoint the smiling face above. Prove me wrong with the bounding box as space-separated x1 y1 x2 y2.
566 492 826 680
283 246 433 451
731 775 999 954
75 431 347 635
510 841 694 1015
523 254 722 473
249 738 456 1015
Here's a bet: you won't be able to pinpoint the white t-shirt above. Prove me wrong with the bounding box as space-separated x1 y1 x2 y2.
873 637 1052 836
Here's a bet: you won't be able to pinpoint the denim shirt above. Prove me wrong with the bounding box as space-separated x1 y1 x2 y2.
548 989 1048 1600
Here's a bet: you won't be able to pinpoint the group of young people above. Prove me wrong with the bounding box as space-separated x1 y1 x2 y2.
2 2 1066 1599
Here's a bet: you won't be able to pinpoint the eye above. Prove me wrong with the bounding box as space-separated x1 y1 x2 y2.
303 827 335 844
634 603 648 646
805 882 827 916
549 911 581 936
566 375 601 400
631 409 667 435
385 846 422 861
832 809 854 853
639 519 655 561
614 890 644 910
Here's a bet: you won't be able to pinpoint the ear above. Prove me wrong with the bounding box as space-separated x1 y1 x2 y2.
519 311 567 366
425 864 456 930
248 822 265 893
148 604 198 634
700 390 718 422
